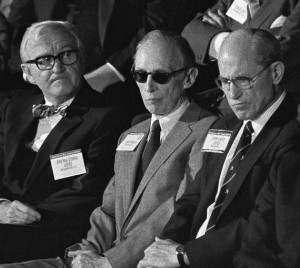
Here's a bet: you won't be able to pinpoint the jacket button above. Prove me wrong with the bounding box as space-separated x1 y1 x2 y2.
120 234 127 241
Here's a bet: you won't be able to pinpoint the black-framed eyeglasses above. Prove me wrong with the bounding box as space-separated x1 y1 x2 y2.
25 49 79 70
131 67 190 84
215 64 271 91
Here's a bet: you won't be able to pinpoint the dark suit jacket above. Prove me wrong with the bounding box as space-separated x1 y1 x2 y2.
162 95 300 268
0 80 129 260
234 154 300 268
182 0 300 94
64 102 217 268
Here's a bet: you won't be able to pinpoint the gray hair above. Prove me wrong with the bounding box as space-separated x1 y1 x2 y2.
20 20 85 64
219 28 282 68
134 30 195 68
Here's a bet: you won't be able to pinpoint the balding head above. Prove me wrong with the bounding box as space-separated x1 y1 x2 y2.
134 30 196 69
219 28 282 70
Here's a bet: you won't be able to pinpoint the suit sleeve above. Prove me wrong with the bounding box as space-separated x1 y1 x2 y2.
181 0 230 64
66 144 194 268
234 155 300 268
67 175 118 254
104 195 178 268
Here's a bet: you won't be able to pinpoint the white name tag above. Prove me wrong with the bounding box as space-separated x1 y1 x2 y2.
226 0 248 25
50 149 86 180
201 129 232 153
116 133 145 151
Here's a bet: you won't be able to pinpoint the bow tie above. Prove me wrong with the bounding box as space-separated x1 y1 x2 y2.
32 104 68 118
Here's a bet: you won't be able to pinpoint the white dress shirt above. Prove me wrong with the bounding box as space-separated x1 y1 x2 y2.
150 98 190 143
29 97 74 152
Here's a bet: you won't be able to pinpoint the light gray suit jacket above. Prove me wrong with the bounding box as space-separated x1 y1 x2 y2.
68 102 217 268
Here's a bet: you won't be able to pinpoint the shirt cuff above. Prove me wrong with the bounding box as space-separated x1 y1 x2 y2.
106 62 126 82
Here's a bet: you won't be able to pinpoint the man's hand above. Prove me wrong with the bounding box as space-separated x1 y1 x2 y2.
68 250 112 268
84 64 121 93
0 200 41 224
138 237 181 268
202 9 227 29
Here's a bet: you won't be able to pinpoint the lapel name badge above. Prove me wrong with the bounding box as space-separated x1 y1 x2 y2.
50 149 86 180
116 133 145 151
226 0 248 25
201 129 232 153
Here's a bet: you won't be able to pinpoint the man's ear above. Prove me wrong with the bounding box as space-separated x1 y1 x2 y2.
183 67 198 89
21 64 36 84
271 61 284 85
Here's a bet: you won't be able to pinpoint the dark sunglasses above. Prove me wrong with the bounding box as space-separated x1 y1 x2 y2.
131 67 190 84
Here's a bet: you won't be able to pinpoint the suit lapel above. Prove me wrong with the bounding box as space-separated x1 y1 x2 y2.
23 115 83 190
249 0 286 29
218 96 294 219
22 83 90 192
190 117 242 236
120 121 150 214
218 123 279 217
130 121 192 205
125 103 213 220
98 0 116 46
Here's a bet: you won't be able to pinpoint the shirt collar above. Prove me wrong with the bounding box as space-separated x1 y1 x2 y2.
44 97 75 107
244 91 286 136
150 98 190 141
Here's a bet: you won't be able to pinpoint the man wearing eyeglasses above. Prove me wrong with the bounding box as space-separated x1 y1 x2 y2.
1 30 217 268
138 28 300 268
0 21 129 263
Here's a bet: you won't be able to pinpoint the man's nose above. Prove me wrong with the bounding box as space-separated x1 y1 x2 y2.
228 82 242 99
144 75 156 93
52 58 66 73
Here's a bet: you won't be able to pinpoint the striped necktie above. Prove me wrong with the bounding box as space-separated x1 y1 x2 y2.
206 121 254 233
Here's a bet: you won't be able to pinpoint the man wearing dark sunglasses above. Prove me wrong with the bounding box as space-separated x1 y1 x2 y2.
0 21 129 263
138 28 300 268
3 30 217 268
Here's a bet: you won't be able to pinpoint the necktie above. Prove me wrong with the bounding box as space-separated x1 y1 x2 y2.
135 120 161 190
32 104 68 118
247 0 260 19
206 121 254 233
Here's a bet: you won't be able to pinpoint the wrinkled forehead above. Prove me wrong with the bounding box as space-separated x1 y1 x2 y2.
218 45 260 77
135 39 184 70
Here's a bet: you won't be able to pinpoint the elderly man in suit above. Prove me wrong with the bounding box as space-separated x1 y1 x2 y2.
138 28 300 268
0 20 128 263
1 30 217 268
